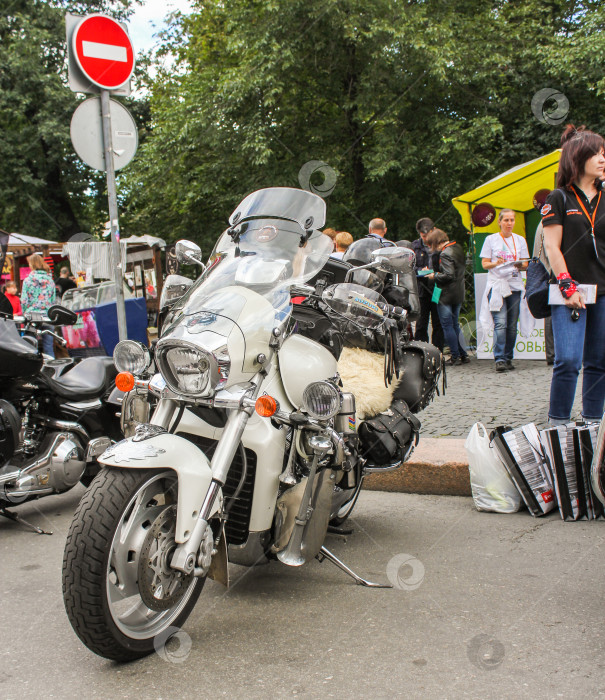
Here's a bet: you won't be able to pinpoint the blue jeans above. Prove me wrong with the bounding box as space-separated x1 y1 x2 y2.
41 324 55 358
437 303 467 359
489 290 521 362
549 296 605 422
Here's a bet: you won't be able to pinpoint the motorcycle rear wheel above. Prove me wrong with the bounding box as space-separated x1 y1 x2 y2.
62 468 205 661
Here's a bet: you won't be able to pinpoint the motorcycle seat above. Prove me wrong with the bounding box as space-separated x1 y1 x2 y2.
47 356 118 400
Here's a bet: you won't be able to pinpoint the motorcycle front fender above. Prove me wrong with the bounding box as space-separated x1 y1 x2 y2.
99 433 217 543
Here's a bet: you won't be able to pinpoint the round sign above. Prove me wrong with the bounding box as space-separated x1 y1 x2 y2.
70 96 138 171
471 202 496 228
72 14 134 90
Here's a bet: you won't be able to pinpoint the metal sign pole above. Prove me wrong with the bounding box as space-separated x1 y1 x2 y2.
100 89 128 341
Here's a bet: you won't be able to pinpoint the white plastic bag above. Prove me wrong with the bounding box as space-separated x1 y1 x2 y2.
464 423 522 513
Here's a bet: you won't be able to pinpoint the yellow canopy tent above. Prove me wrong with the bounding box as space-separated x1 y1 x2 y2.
452 150 561 270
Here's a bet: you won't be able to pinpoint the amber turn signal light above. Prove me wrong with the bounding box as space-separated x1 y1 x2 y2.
255 395 278 417
115 371 135 393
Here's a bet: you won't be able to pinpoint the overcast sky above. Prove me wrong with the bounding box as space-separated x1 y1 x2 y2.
128 0 193 53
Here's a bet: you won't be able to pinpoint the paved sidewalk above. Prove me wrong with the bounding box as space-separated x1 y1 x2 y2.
419 357 583 439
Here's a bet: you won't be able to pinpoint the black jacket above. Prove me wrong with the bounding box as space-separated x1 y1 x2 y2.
411 238 434 299
433 242 465 306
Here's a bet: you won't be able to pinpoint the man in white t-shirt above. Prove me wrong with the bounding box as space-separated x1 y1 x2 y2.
479 209 529 371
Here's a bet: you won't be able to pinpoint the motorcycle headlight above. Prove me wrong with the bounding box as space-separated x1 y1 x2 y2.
156 341 229 397
113 340 151 376
302 381 342 420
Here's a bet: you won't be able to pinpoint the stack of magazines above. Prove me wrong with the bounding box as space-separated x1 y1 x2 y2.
492 422 603 520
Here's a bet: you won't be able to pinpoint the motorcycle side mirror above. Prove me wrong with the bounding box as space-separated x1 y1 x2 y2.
175 240 205 268
159 274 194 310
47 305 78 326
370 247 415 274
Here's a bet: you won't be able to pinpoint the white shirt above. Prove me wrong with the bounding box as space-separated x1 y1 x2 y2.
479 232 529 292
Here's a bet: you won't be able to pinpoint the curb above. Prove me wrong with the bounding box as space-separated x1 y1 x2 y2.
362 438 471 497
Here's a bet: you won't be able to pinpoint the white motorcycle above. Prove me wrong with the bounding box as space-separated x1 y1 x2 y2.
62 187 426 661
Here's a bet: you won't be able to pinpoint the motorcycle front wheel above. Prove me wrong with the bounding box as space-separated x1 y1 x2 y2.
62 468 205 661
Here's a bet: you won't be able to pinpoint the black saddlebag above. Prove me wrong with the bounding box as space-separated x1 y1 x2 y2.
291 303 343 360
358 399 420 466
392 341 443 413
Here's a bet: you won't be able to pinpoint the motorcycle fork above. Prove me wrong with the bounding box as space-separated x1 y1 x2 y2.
169 374 265 574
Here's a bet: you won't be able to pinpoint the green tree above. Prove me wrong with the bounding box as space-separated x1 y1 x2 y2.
123 0 605 253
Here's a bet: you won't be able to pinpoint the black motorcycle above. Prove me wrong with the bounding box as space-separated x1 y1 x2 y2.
0 306 123 533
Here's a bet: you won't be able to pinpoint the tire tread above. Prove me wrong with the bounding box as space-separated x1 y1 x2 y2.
62 468 202 661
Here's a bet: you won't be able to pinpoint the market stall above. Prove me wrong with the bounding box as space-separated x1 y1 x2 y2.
62 237 164 356
61 281 148 357
1 233 65 288
120 234 166 322
452 150 561 360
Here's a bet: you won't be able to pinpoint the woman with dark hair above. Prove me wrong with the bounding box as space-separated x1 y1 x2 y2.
543 124 605 424
426 228 469 365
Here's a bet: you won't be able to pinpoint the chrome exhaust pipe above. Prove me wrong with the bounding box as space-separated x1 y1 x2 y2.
277 434 333 567
37 417 89 445
0 433 66 500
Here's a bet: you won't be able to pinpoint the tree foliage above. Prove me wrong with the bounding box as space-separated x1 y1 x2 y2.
122 0 605 252
4 1 605 247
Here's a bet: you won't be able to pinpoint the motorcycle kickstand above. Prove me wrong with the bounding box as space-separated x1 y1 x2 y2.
0 508 53 535
316 546 392 588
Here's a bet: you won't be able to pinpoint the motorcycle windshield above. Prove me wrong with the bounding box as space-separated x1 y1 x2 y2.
229 187 326 230
173 217 333 318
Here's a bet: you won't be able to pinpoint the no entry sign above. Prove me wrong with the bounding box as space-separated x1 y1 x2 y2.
72 15 134 90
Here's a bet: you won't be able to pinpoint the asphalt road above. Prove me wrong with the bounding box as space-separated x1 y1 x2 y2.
1 486 604 699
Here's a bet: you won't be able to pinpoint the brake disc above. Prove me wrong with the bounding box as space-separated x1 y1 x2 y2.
138 505 194 611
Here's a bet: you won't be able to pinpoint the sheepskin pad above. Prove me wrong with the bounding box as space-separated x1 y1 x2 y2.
337 347 400 420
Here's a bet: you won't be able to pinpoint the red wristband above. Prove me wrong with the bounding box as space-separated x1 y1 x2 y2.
557 272 578 299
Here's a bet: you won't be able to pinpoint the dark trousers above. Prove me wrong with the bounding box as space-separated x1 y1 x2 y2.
414 296 444 351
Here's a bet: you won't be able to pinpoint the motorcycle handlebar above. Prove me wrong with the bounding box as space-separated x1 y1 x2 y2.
377 302 405 319
40 328 67 347
13 314 51 324
11 315 67 347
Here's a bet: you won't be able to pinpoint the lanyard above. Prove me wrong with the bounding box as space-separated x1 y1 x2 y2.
571 185 601 258
499 233 517 260
571 185 601 235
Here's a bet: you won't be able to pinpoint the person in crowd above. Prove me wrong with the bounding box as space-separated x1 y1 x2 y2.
412 217 443 351
425 229 469 365
480 209 529 372
330 231 353 259
21 253 56 358
367 218 391 242
0 290 12 317
542 124 605 425
532 223 555 365
322 227 338 251
55 266 77 298
3 281 22 316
